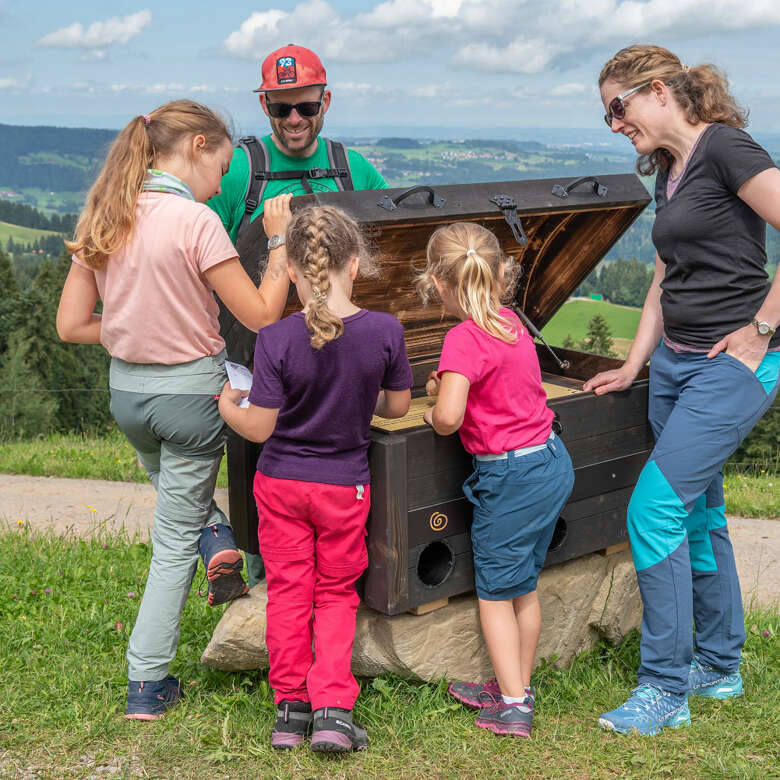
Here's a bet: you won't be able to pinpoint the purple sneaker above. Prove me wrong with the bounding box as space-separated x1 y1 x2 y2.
198 524 249 606
475 689 534 738
271 700 312 750
449 678 502 709
310 707 369 753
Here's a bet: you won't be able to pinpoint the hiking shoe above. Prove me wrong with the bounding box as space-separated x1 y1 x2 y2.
271 700 312 749
125 675 182 720
688 655 743 699
474 691 534 738
310 707 369 752
598 684 690 735
198 523 248 606
449 678 501 709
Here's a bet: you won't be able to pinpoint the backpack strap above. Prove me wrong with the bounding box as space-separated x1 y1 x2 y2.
237 135 269 237
325 139 355 192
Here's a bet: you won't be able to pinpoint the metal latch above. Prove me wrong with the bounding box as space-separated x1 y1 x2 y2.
552 176 608 199
489 194 528 246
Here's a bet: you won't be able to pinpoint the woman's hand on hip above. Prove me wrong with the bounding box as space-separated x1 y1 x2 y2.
707 324 769 372
262 194 293 239
582 365 637 395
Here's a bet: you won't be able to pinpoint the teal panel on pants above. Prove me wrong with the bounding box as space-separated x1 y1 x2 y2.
628 459 687 572
684 495 716 572
755 352 780 394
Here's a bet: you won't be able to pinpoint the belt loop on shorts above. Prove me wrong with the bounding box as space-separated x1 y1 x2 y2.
474 432 556 462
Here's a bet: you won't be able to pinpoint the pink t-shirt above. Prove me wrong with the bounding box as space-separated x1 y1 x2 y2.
73 193 237 364
437 308 553 455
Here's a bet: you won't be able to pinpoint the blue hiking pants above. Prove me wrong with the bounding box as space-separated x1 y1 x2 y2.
628 343 779 694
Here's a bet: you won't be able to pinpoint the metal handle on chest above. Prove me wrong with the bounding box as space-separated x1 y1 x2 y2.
551 176 608 199
377 185 446 211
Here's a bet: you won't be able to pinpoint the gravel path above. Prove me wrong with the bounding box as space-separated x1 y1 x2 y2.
1 473 778 609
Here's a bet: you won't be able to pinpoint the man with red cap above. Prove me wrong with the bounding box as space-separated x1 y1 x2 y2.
208 43 387 244
208 45 387 592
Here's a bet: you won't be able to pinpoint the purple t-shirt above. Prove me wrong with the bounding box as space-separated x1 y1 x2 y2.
248 309 413 485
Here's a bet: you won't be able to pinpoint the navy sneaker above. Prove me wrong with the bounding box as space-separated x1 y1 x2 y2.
474 689 534 737
125 675 182 720
271 700 312 749
688 655 743 699
449 678 502 709
310 707 369 752
599 684 690 735
198 524 248 606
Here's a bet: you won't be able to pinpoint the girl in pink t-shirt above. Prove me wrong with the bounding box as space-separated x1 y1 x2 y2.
417 222 574 739
56 100 291 721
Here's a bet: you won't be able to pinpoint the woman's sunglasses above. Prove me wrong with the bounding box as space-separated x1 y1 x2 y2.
603 81 650 127
265 98 323 119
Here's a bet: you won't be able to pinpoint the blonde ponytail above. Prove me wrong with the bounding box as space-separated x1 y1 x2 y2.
416 222 519 343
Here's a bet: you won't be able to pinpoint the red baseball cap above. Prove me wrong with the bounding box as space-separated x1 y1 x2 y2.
253 44 327 93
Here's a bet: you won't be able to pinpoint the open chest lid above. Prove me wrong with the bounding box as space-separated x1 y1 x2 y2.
234 173 651 364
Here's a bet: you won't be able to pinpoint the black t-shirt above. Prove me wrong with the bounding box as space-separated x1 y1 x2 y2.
652 123 779 349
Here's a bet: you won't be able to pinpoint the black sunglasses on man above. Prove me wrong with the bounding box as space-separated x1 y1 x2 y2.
265 95 324 119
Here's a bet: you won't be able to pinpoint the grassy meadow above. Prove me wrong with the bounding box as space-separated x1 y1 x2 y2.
542 298 642 345
0 218 59 245
0 525 777 779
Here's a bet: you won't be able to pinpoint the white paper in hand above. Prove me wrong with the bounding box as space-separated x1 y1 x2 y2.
225 360 253 409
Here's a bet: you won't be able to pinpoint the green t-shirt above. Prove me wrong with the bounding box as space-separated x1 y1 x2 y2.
207 134 388 243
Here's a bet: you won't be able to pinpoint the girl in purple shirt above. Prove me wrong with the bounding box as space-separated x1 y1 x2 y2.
219 205 412 753
418 222 574 739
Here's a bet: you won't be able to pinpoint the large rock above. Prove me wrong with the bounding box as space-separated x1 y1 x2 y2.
201 548 641 681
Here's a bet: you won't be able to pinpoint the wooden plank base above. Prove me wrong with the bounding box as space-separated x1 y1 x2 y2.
601 541 631 556
408 598 449 616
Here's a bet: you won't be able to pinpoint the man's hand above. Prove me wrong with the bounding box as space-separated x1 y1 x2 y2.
262 193 293 239
707 323 769 372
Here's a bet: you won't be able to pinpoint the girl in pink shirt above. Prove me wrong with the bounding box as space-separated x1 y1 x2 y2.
417 222 574 739
56 100 291 721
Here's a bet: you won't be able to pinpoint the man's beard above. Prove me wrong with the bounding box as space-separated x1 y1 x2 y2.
270 113 325 157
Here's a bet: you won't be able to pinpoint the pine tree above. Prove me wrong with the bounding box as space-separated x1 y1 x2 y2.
0 249 21 357
0 332 57 437
579 313 616 357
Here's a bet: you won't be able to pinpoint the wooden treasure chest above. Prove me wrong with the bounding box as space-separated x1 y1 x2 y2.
221 174 652 616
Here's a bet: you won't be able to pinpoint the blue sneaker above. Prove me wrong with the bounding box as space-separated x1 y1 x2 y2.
125 675 182 720
198 524 248 606
688 655 743 699
598 684 690 735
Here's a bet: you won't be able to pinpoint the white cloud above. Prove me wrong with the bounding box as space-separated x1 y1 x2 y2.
109 82 223 95
549 82 590 97
222 0 780 76
38 10 151 50
0 74 32 91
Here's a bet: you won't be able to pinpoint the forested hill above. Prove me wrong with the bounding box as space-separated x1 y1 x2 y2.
0 123 116 192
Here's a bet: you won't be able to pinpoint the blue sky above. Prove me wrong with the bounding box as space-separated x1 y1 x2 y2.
3 0 780 137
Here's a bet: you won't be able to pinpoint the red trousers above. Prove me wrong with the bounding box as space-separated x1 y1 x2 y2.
253 471 370 710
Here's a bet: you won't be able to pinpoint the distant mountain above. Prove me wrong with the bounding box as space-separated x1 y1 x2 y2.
0 123 116 192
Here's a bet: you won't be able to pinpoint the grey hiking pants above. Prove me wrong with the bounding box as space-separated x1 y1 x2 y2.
109 353 230 681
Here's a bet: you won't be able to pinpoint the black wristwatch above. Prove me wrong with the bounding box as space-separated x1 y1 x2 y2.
267 234 285 251
752 318 776 337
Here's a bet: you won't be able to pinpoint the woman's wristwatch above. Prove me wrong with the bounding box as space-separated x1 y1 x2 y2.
752 318 776 337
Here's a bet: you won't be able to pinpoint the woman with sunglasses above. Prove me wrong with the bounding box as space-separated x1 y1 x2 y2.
584 44 780 736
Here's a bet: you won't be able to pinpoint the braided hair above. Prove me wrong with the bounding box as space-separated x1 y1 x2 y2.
285 205 378 349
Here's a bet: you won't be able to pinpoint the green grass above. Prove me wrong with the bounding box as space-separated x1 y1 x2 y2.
0 526 777 779
542 299 642 345
0 218 60 245
0 428 228 488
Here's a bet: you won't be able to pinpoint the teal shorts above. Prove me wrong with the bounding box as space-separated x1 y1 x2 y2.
462 436 574 600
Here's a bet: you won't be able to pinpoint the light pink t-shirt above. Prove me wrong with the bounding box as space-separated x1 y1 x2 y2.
437 308 553 455
74 193 237 364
